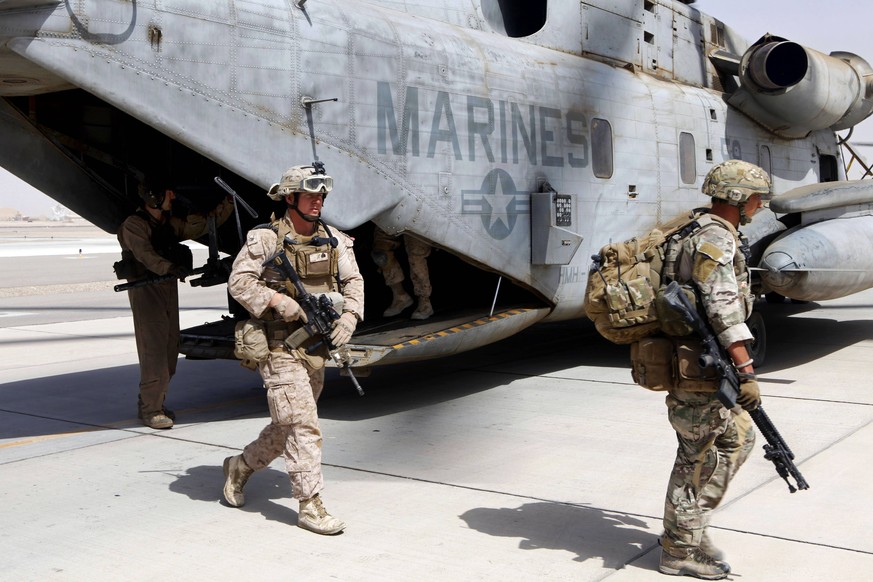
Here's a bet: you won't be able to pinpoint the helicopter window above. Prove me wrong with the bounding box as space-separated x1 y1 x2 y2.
679 132 696 184
481 0 548 38
591 118 613 179
820 154 838 182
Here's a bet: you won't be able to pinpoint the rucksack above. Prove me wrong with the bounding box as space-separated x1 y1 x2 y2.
584 212 717 344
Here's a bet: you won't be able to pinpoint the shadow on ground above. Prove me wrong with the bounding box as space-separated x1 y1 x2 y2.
460 501 657 570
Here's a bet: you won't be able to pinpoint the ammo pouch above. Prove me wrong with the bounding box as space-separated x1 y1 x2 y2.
113 251 147 280
234 319 270 370
654 283 697 338
261 318 329 370
630 337 675 391
673 339 719 392
630 337 719 392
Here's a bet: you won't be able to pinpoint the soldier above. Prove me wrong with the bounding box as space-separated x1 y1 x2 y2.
117 179 233 429
650 160 771 579
372 226 433 320
221 162 364 535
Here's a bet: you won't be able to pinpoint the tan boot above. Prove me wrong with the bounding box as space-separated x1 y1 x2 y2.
298 494 346 535
659 546 730 580
138 396 175 421
410 297 433 320
142 412 173 429
222 455 254 507
700 531 726 562
383 284 413 317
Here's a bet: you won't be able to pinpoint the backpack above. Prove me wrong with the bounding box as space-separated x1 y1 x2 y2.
583 212 710 344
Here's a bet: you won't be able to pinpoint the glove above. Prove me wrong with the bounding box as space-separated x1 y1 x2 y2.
276 296 308 323
330 312 357 347
169 265 191 281
737 376 761 411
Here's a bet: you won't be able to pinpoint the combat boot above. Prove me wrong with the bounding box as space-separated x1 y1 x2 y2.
141 411 173 429
700 531 726 562
137 396 175 421
410 297 433 320
298 494 346 535
222 455 254 507
659 546 730 580
383 284 413 317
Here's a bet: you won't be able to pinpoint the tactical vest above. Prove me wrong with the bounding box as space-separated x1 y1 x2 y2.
114 211 191 280
248 218 341 369
630 213 754 392
258 218 340 298
663 213 753 316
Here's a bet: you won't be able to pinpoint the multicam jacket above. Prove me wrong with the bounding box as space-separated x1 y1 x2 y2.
673 211 754 348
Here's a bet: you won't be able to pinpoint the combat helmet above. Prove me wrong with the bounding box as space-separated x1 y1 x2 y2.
267 161 333 201
138 178 167 209
702 160 772 205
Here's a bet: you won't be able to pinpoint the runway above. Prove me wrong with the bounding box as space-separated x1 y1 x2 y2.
1 223 872 581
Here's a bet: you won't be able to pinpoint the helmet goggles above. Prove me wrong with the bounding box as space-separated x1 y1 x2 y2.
299 175 333 194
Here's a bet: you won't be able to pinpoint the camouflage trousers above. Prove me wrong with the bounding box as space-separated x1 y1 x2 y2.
241 349 326 501
372 228 432 298
662 390 755 549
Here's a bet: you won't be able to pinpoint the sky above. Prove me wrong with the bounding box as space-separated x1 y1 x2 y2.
1 0 872 216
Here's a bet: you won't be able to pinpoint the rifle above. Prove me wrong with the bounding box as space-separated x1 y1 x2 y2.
189 215 232 288
661 281 809 493
264 250 364 396
114 266 206 292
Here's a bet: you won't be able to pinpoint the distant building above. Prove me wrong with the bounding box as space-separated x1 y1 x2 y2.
0 207 23 221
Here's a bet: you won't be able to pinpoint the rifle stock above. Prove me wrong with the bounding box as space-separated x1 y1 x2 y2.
661 281 809 493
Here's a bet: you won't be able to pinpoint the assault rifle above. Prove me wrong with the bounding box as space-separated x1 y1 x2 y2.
661 281 809 493
264 250 364 396
114 266 206 292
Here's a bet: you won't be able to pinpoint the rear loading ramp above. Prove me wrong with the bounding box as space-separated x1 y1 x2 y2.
343 306 550 367
180 305 551 368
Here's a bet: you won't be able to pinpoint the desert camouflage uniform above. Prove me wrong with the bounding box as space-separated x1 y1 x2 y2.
661 211 756 551
372 227 432 301
228 215 363 500
118 198 233 417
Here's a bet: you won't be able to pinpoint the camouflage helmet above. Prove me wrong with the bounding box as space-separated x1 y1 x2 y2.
702 160 772 205
266 163 333 201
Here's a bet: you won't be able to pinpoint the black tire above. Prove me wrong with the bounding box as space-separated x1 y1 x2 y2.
765 291 786 304
746 311 767 368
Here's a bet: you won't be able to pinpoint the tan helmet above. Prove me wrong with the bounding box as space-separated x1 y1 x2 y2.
702 160 772 205
266 163 333 201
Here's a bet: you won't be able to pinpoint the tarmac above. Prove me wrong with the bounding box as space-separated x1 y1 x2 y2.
1 221 872 581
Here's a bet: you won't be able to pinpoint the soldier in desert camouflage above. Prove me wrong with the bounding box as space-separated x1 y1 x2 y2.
221 162 364 535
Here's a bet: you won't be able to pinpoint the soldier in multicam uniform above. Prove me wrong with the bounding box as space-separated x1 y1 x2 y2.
372 226 434 320
221 162 364 535
117 180 234 429
651 160 771 579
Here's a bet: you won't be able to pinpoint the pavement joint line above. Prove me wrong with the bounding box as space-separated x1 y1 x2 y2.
762 393 873 406
0 398 265 451
708 525 873 556
324 463 873 557
459 366 639 386
712 414 873 535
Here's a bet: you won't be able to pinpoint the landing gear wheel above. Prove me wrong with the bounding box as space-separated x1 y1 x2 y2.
765 291 786 304
746 311 767 368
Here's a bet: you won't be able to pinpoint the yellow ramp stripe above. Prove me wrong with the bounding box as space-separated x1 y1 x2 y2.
390 308 532 350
